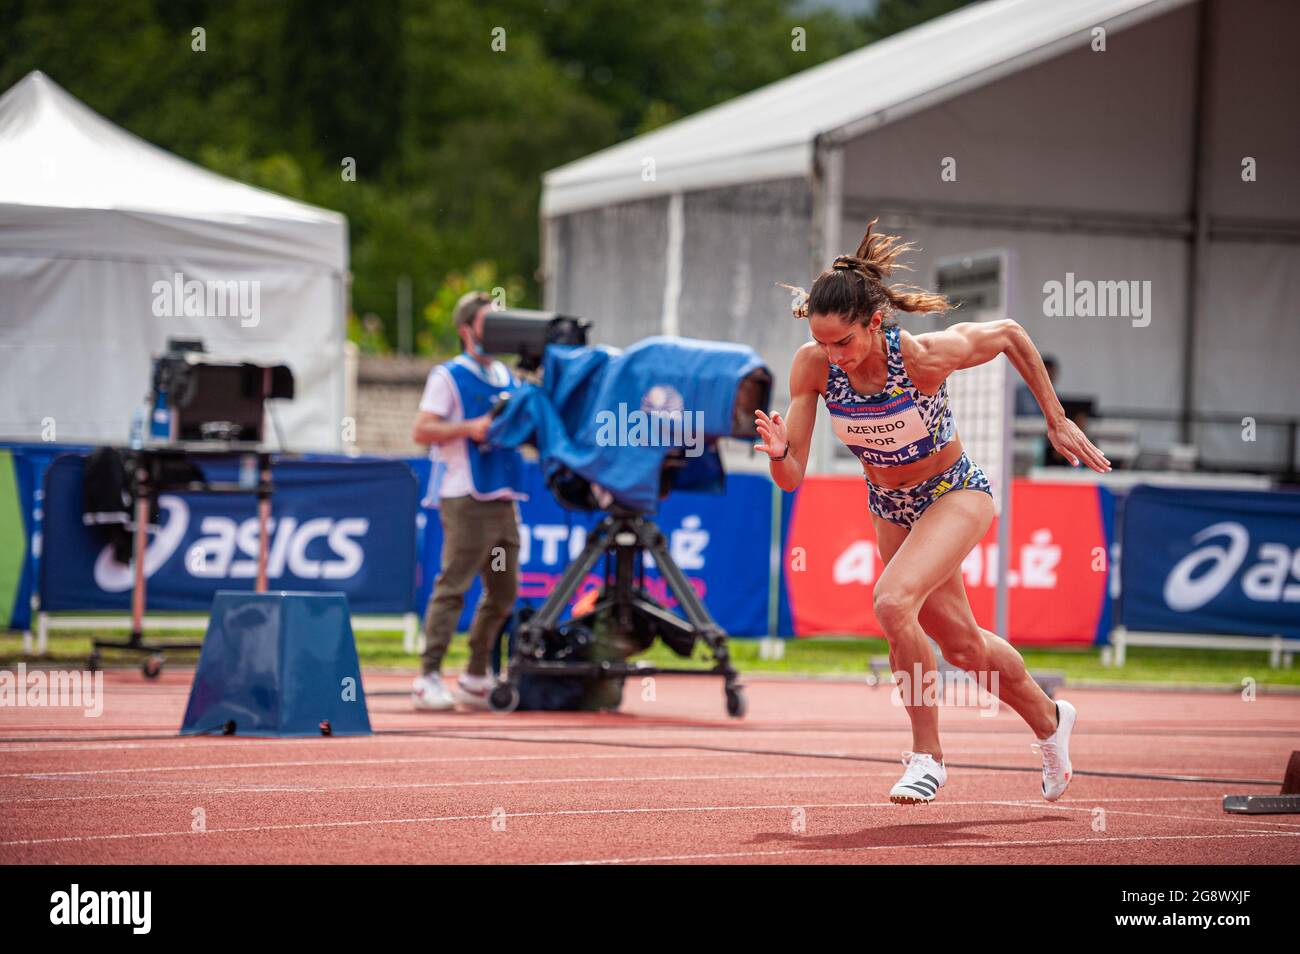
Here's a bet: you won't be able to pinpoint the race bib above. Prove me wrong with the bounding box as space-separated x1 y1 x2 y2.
828 391 936 466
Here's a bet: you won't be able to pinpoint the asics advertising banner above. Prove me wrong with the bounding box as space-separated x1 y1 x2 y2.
1120 484 1300 639
40 454 419 614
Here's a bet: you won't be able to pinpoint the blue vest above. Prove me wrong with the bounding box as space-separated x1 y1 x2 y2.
443 356 523 497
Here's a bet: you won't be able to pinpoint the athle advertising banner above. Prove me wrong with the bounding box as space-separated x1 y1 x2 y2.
780 477 1116 644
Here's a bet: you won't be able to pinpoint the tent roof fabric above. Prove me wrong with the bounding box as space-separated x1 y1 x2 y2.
0 71 346 270
542 0 1196 216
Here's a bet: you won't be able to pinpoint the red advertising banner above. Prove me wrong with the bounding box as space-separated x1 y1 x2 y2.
784 477 1108 644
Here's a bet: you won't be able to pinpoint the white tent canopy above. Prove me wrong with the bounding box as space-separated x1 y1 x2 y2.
542 0 1194 217
541 0 1300 477
0 71 349 450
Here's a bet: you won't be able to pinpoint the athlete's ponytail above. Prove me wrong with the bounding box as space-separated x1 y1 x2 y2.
778 219 951 323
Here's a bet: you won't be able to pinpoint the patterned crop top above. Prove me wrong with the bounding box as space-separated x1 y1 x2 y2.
824 325 956 467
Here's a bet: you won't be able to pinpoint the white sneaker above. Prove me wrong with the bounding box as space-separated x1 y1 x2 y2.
889 751 947 804
412 672 455 711
1031 699 1076 801
454 671 496 709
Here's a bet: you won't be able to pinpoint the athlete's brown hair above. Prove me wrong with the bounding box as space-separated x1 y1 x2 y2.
779 219 951 323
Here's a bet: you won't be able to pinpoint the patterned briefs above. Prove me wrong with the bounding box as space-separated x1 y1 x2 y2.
866 452 992 529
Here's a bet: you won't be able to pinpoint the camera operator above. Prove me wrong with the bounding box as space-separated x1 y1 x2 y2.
410 291 525 710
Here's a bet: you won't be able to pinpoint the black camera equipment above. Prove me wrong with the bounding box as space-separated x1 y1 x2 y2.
479 308 591 371
152 338 295 445
89 340 297 677
492 502 749 717
485 320 772 719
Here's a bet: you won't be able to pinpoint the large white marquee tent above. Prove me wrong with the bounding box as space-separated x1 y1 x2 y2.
541 0 1300 474
0 71 349 450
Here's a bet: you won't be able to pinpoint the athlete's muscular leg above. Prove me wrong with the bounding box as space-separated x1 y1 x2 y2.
871 516 948 760
873 490 1030 761
917 566 1058 739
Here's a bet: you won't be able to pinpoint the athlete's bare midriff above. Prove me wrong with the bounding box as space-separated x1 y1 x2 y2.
860 434 964 489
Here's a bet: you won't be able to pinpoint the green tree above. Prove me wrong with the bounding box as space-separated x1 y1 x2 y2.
0 0 970 351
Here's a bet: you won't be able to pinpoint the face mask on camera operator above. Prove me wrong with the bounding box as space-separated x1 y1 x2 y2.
460 299 492 366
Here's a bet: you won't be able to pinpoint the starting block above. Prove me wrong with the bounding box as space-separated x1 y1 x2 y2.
180 591 371 737
1222 751 1300 815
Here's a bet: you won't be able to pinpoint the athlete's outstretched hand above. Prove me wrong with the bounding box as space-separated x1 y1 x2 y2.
754 409 789 458
1048 416 1111 472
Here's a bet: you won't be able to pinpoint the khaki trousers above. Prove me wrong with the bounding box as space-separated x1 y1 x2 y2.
420 495 520 676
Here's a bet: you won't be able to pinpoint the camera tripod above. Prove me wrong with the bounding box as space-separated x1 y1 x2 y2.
488 505 746 718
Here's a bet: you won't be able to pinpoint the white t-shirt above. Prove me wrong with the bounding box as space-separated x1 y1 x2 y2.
419 355 525 504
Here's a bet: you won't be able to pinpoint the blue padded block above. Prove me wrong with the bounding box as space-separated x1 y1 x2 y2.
180 591 371 737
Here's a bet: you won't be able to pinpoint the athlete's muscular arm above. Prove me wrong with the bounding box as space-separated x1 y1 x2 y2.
905 319 1111 473
755 343 823 492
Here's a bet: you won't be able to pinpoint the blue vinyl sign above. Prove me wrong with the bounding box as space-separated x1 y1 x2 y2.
417 462 772 636
1120 484 1300 639
41 455 419 614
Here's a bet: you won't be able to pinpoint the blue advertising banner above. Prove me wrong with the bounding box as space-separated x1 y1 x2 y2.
415 462 772 636
41 454 419 614
1120 484 1300 639
1095 484 1118 645
31 447 770 635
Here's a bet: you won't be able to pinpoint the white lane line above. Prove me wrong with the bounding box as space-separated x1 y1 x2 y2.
6 798 1300 849
2 801 871 847
0 782 1272 815
3 746 1021 779
2 750 1274 779
0 730 730 753
2 774 883 805
983 799 1300 830
1 770 913 803
0 737 400 753
0 750 755 779
995 796 1209 802
551 830 1300 865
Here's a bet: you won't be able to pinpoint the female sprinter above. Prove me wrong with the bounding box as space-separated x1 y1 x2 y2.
756 221 1111 805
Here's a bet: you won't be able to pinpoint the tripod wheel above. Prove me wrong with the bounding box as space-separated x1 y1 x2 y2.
142 654 165 679
489 683 520 713
725 686 747 719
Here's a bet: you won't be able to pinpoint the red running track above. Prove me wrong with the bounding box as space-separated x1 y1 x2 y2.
1 669 1298 864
